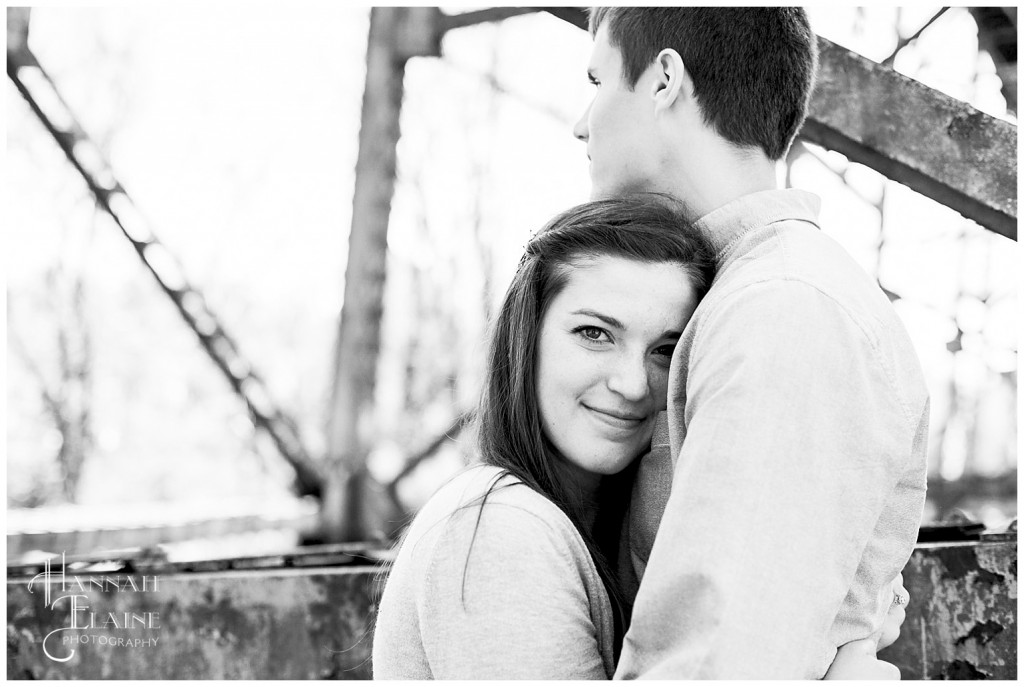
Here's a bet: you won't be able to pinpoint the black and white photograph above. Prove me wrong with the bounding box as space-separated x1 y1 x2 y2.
5 5 1017 680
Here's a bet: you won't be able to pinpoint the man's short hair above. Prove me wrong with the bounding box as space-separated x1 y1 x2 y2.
589 7 818 160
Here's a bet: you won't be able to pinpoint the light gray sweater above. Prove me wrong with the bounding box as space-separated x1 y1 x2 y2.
372 464 615 679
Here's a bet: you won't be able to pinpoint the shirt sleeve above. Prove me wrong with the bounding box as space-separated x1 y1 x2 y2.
615 280 917 679
418 498 612 679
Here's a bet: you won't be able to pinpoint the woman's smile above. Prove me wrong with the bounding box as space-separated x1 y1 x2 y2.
581 402 649 432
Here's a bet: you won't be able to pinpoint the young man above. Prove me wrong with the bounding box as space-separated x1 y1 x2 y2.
573 8 929 679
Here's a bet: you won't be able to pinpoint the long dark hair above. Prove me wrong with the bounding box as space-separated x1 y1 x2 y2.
475 193 715 656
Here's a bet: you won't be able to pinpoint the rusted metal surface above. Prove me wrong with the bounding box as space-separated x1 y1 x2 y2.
7 565 380 679
8 542 391 578
804 38 1017 240
880 537 1017 679
323 7 442 541
8 539 1014 679
441 7 538 32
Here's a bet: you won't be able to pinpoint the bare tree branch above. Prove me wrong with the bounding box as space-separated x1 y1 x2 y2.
387 411 474 495
882 7 950 67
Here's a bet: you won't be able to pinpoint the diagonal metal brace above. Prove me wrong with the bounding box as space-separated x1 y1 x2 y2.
7 12 325 497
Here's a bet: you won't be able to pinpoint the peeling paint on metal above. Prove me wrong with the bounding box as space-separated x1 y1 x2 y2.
947 111 990 142
940 659 991 679
880 540 1016 680
6 567 378 679
7 541 1015 679
956 620 1004 647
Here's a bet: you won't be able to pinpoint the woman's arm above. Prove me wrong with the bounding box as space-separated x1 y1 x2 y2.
417 499 613 679
825 639 900 680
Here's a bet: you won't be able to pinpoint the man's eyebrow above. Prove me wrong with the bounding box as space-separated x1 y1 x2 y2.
572 309 623 329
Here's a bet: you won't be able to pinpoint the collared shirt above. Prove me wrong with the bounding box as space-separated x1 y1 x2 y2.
615 189 929 679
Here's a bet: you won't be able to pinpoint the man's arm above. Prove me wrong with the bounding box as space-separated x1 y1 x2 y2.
615 280 918 679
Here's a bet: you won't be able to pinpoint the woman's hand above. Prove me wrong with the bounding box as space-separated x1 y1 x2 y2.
824 573 910 679
825 639 900 680
877 572 909 651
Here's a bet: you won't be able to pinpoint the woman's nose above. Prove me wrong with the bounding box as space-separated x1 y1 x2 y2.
606 354 650 402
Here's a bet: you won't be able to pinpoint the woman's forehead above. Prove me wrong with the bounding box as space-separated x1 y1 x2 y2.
552 256 697 330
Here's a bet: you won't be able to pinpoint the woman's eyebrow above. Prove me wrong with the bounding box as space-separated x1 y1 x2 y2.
571 310 685 339
571 309 624 329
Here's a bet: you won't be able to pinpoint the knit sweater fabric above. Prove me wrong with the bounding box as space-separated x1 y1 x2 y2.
372 464 615 679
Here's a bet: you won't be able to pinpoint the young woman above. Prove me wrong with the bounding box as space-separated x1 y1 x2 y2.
372 196 907 679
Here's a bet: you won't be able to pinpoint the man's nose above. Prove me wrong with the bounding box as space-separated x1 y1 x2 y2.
606 354 650 402
573 105 590 142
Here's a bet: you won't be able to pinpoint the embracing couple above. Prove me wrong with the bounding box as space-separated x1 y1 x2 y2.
373 7 928 680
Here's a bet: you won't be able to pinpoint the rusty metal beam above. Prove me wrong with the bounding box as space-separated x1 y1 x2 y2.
7 566 378 679
385 411 473 497
544 8 1017 240
441 7 541 32
323 8 442 542
7 536 1015 678
544 7 587 30
805 37 1016 240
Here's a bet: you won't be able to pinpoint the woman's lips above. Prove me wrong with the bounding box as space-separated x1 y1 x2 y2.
583 404 647 430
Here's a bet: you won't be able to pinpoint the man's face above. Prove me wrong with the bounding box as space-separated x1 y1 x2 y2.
573 24 659 199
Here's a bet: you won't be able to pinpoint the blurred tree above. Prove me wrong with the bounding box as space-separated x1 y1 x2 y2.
970 7 1017 113
6 5 125 505
9 264 92 503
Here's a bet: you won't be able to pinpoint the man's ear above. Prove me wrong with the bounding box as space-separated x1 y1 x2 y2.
651 48 691 115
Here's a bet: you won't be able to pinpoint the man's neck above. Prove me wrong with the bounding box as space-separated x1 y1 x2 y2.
654 138 780 223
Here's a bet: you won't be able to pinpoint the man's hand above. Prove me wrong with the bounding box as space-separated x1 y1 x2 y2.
877 572 909 651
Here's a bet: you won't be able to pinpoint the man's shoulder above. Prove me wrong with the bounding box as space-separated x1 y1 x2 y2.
706 222 896 335
685 222 928 416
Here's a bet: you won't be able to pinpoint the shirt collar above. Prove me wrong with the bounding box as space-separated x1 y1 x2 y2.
695 189 822 256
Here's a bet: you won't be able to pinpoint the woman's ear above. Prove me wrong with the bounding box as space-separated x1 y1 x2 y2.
652 48 691 115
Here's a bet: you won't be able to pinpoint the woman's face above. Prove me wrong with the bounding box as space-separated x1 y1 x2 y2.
536 255 700 485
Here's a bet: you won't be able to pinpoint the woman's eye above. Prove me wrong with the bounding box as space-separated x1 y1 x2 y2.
574 326 609 343
653 343 677 358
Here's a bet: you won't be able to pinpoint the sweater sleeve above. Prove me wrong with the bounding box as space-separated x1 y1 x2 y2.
417 496 613 679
